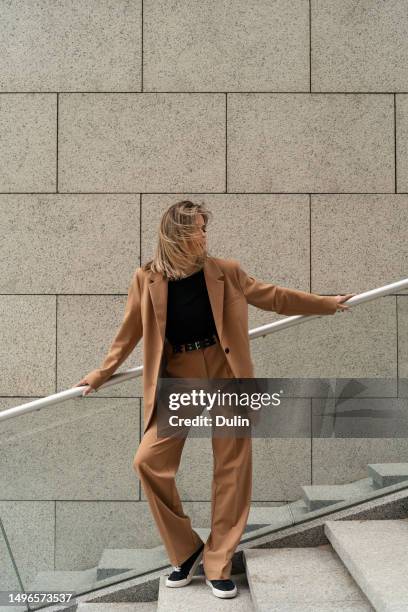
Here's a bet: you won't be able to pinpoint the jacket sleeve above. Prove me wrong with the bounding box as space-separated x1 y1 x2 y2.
235 262 338 316
80 268 143 391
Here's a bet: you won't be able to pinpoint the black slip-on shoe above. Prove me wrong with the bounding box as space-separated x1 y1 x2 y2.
165 542 204 587
205 577 238 598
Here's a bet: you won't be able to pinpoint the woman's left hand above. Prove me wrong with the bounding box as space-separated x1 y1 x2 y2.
334 293 357 313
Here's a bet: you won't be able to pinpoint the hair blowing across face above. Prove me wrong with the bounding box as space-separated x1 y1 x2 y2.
141 200 214 280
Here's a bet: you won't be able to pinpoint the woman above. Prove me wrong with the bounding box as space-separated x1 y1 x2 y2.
75 200 353 600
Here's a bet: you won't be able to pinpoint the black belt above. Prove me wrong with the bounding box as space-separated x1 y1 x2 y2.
171 334 218 353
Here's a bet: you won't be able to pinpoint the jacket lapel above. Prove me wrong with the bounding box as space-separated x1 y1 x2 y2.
148 270 168 343
148 256 225 343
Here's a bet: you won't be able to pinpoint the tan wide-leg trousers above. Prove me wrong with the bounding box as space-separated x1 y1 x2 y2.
132 336 252 580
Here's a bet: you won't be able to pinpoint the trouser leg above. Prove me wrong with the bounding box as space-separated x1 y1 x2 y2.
200 339 253 580
133 337 253 577
132 407 204 566
203 434 252 579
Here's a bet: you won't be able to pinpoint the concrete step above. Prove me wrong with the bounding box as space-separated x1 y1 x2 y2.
367 463 408 488
28 567 98 591
157 572 253 611
96 528 213 580
77 604 156 611
302 478 375 511
325 518 408 611
244 544 374 611
97 546 168 580
247 504 293 527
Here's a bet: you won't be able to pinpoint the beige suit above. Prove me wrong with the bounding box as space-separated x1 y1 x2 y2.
81 255 338 434
81 256 339 579
78 257 338 580
134 335 252 580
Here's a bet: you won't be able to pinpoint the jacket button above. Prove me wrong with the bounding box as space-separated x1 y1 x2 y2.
225 347 229 353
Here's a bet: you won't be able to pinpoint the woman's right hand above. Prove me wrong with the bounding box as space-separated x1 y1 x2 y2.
74 378 97 396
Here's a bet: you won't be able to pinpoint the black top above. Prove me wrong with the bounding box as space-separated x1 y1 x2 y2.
165 268 218 345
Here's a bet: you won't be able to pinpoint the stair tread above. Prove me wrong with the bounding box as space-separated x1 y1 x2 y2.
98 547 167 571
325 519 408 611
368 462 408 477
157 572 253 611
29 567 97 591
248 504 292 526
244 544 374 611
302 478 373 500
77 604 156 611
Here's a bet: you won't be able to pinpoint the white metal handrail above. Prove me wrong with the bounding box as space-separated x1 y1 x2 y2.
1 277 407 423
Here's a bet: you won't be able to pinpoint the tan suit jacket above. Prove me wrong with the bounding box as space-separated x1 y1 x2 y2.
81 256 338 434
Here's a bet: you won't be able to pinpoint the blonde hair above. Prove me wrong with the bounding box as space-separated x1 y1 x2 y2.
142 200 213 280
